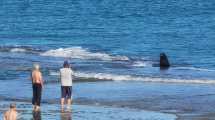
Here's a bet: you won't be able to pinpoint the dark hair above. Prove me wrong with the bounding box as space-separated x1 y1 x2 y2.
63 61 70 68
10 103 16 109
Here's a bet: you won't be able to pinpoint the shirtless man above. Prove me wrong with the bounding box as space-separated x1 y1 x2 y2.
3 103 18 120
31 63 44 111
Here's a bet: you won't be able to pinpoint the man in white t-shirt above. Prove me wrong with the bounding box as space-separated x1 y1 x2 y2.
60 61 73 110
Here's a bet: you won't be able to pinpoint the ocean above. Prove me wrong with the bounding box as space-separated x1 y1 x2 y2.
0 0 215 119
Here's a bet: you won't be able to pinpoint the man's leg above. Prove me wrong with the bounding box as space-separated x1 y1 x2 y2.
35 85 39 111
36 85 42 111
61 86 66 111
66 86 72 110
61 98 65 106
33 85 36 111
66 98 71 111
61 98 65 111
67 98 71 106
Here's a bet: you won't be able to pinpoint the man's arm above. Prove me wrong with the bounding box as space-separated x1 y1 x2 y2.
3 112 7 120
39 72 44 87
31 72 34 83
71 70 74 78
59 71 61 83
14 111 18 120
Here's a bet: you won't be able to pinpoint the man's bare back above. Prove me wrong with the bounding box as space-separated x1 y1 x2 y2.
3 104 17 120
32 70 43 85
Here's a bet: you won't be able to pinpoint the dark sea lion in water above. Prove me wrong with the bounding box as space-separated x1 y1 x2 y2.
160 53 170 68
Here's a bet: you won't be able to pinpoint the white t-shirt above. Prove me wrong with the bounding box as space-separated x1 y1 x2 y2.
60 68 73 86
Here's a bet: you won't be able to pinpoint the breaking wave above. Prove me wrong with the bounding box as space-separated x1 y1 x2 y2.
2 46 215 73
10 48 26 52
132 61 148 67
0 46 41 54
49 71 215 84
175 67 215 72
40 47 130 61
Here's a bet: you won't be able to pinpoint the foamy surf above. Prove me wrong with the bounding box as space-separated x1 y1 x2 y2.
132 61 148 67
49 71 215 84
0 46 41 54
10 48 26 52
175 67 215 72
40 47 129 61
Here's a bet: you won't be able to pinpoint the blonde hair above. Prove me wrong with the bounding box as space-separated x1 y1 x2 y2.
33 63 40 70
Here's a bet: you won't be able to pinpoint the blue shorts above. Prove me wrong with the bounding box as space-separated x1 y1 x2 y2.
61 86 72 99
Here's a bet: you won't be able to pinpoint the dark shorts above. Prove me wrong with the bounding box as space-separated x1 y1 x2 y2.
32 84 42 106
61 86 72 99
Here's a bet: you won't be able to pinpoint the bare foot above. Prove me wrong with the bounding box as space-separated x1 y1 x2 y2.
35 106 40 112
66 105 71 112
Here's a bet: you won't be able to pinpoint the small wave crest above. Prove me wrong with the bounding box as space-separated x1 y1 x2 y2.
175 67 215 72
10 48 26 52
132 61 148 67
0 46 41 54
49 71 215 84
40 47 129 61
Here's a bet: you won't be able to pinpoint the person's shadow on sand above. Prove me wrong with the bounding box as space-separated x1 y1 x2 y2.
33 111 41 120
61 111 72 120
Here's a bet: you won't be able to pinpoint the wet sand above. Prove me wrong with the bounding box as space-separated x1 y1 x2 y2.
74 81 215 120
1 80 215 119
0 101 176 120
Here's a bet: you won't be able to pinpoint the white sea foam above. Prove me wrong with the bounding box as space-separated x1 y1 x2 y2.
175 67 215 72
132 61 148 67
41 47 129 61
10 48 26 53
49 71 215 84
75 72 137 81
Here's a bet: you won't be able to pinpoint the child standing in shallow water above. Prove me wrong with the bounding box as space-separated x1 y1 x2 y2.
31 63 44 111
3 103 18 120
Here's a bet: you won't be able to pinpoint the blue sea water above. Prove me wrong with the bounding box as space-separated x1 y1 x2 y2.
0 0 215 81
0 0 215 119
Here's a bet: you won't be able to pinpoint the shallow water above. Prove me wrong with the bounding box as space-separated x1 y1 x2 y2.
1 81 215 119
0 101 177 120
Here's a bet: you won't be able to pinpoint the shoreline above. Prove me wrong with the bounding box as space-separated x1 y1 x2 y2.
0 100 177 120
2 81 215 119
1 80 215 119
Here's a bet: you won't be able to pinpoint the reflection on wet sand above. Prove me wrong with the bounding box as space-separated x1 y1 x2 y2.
30 108 72 120
33 111 41 120
61 110 72 120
